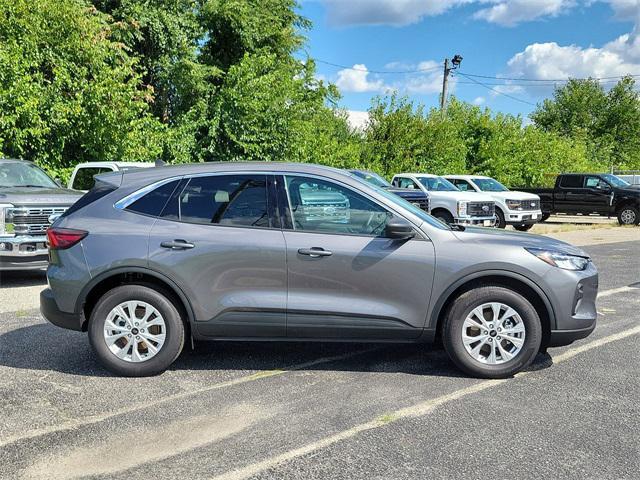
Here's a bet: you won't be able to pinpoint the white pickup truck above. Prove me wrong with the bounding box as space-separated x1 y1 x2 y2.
444 175 542 231
391 173 496 226
68 162 154 192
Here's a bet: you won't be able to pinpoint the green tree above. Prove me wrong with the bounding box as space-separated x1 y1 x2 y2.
0 0 164 178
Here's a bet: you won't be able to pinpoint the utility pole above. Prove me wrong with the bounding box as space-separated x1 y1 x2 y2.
440 54 463 112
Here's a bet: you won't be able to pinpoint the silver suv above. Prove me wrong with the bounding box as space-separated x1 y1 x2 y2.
40 163 598 378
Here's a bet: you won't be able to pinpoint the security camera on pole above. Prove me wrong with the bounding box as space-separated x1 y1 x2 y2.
440 54 463 112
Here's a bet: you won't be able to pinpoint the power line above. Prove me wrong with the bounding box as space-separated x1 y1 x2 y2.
314 59 441 74
457 72 640 82
455 78 625 86
455 72 537 106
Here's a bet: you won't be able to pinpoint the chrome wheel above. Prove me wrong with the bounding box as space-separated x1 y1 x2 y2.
462 302 526 365
620 209 636 225
103 301 166 363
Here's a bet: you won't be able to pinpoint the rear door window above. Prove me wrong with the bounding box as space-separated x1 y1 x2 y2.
559 175 584 189
171 175 270 228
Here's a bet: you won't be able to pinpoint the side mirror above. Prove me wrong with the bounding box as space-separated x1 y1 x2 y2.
385 217 416 240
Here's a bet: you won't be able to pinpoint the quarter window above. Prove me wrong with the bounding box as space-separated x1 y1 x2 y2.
175 175 270 228
127 180 180 217
285 176 391 236
559 175 583 189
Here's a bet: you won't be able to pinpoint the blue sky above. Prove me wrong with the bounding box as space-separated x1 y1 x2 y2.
297 1 640 126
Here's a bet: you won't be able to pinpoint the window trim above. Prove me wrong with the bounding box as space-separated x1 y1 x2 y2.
277 172 422 239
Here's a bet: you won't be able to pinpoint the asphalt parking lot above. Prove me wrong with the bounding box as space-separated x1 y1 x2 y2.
0 238 639 479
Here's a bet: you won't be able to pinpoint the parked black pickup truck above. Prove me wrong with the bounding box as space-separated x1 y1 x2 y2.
349 170 430 212
521 173 640 225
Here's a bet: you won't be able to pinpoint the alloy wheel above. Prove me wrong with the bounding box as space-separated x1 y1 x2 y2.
103 301 167 363
620 209 636 225
461 302 526 365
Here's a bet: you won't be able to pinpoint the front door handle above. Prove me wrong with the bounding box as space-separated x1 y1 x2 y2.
160 239 195 250
298 247 332 258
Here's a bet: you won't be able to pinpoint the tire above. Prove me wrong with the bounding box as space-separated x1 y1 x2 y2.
433 209 455 225
617 205 640 226
88 285 185 377
494 208 506 229
442 286 542 379
514 224 534 232
540 213 551 223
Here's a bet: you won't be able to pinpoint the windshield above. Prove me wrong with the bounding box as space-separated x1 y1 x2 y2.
350 171 391 188
600 174 630 188
349 173 451 230
417 176 459 192
472 178 509 192
0 161 58 188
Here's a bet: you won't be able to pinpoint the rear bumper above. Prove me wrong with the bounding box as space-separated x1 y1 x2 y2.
548 323 596 347
40 288 84 331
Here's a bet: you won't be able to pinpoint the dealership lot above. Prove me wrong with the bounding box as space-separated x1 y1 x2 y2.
0 236 639 479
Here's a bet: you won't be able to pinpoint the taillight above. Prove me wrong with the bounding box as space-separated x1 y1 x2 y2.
46 228 88 250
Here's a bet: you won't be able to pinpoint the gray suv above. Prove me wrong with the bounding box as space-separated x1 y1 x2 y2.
40 163 598 378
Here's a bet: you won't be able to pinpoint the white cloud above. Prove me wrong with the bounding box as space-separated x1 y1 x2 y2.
474 0 576 27
346 110 370 130
473 96 486 105
403 60 447 94
320 0 472 27
335 64 385 92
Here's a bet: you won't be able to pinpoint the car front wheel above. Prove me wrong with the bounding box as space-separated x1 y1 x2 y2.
617 205 639 226
88 285 185 377
443 286 542 378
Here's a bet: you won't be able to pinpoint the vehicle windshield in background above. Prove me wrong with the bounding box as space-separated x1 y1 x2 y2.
473 178 509 192
0 161 58 188
350 174 450 231
351 171 392 188
417 176 458 192
601 174 630 188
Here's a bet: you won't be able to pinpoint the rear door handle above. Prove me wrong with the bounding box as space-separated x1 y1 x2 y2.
298 247 332 258
160 239 195 250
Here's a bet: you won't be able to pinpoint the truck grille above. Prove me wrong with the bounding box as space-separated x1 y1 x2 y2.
468 202 495 217
409 198 430 212
9 207 68 235
520 199 540 211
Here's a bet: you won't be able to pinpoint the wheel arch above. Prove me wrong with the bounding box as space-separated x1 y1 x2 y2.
430 270 555 348
76 267 196 333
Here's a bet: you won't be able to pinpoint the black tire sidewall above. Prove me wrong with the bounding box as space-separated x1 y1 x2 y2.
514 224 534 231
443 286 542 378
434 210 454 225
88 285 185 377
495 209 506 229
618 206 640 226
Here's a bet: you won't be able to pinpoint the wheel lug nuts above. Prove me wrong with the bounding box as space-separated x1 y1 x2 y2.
488 324 494 328
136 336 140 340
141 329 145 332
497 328 502 332
488 338 493 342
497 336 501 341
135 323 139 326
128 334 131 337
483 330 488 335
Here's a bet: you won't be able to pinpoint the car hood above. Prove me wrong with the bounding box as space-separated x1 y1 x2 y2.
452 227 589 257
484 191 540 201
620 186 640 193
0 186 83 206
429 191 494 202
386 187 428 197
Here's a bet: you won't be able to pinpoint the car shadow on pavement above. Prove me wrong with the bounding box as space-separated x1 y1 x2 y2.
0 270 47 288
0 322 554 379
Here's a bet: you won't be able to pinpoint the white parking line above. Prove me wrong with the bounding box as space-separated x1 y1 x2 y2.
0 347 378 449
213 324 640 480
597 285 638 299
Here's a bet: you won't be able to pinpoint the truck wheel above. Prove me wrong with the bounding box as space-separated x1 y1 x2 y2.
442 286 542 379
514 224 534 232
433 210 455 225
617 206 639 226
540 213 550 222
494 209 506 229
88 285 185 377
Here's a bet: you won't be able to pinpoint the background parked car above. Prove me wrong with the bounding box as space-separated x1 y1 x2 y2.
68 162 154 192
521 173 640 226
349 170 430 213
391 173 496 226
0 158 82 270
445 175 542 231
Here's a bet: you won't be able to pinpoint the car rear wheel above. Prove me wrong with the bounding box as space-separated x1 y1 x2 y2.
88 285 185 377
443 286 542 378
617 205 639 226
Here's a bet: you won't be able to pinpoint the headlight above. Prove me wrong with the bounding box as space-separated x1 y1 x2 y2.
457 201 469 217
0 204 15 237
506 199 522 210
526 247 589 271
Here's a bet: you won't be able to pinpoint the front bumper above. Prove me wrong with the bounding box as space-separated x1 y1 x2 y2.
455 216 496 227
0 235 48 270
40 288 84 331
504 210 543 225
